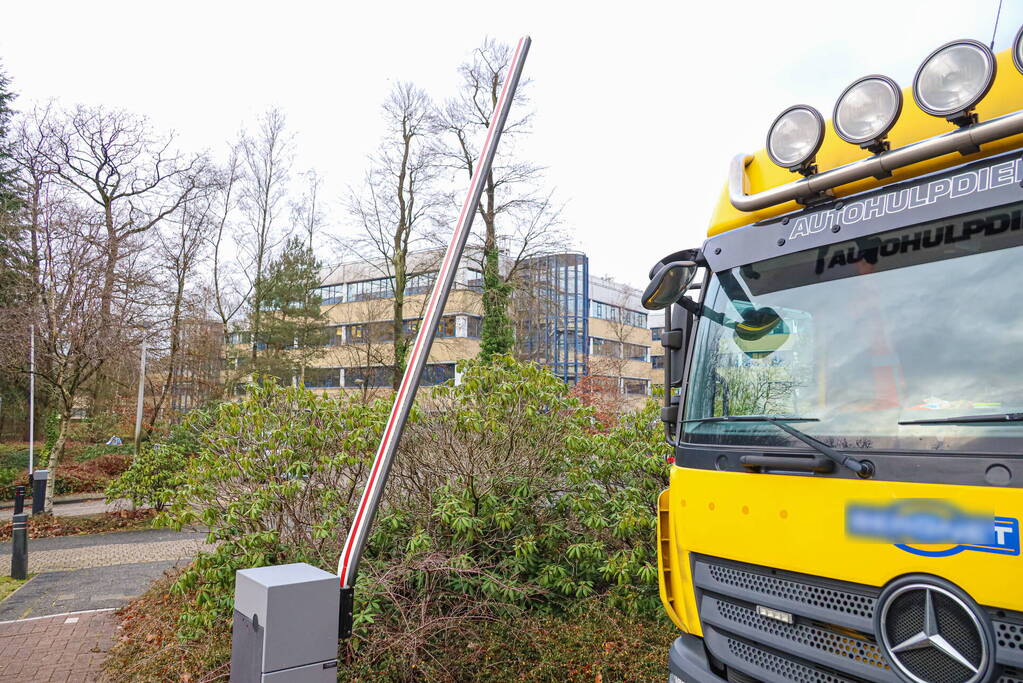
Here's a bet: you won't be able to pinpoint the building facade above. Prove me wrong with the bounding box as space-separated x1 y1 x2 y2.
227 249 659 403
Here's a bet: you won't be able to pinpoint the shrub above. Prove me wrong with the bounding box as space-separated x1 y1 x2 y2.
156 357 671 672
0 467 18 494
160 379 390 639
74 443 131 462
104 444 183 512
0 444 30 469
67 412 124 444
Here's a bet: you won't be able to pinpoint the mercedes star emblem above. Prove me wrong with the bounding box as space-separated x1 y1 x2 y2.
877 580 991 683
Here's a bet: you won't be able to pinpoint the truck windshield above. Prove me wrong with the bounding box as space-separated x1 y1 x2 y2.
683 202 1023 454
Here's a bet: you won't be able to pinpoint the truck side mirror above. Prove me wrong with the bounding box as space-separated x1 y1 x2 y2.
642 260 699 310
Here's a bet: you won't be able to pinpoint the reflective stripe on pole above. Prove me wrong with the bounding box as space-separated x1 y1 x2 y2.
338 36 532 588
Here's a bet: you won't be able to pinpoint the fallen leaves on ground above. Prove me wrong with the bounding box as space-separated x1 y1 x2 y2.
0 508 156 541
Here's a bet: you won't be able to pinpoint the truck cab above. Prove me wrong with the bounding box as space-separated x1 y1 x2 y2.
649 35 1023 683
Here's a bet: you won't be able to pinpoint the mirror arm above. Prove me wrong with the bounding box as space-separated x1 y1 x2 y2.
676 297 702 316
660 305 688 447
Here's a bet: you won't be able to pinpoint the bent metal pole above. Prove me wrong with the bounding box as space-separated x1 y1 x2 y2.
337 36 531 635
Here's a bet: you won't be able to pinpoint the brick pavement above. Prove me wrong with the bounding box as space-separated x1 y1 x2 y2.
23 536 215 572
0 609 115 682
0 527 216 679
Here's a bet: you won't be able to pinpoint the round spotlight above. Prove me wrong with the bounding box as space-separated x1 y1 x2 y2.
913 39 995 123
766 105 825 172
1014 24 1023 75
833 75 903 150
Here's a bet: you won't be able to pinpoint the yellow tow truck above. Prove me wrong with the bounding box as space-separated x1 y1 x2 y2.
643 34 1023 683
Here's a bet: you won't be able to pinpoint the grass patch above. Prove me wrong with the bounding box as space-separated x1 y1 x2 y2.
0 509 156 542
0 575 31 603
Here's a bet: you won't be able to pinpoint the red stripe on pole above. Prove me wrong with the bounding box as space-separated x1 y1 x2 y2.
338 37 531 587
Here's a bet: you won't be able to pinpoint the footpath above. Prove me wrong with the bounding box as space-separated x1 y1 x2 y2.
0 497 212 681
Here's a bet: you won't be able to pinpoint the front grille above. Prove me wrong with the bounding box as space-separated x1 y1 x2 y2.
694 557 877 633
693 556 1023 683
703 625 858 683
999 667 1023 683
707 562 877 622
996 619 1023 667
707 597 889 673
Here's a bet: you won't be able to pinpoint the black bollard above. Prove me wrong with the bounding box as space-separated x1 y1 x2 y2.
11 513 27 580
12 486 24 515
30 470 47 515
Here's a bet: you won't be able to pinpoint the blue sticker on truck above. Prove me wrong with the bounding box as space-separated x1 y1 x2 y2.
846 501 1019 558
896 517 1020 557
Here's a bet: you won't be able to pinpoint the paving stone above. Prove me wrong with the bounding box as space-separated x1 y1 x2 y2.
0 610 114 680
0 526 212 679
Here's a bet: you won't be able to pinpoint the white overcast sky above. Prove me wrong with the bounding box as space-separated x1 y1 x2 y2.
3 0 1021 287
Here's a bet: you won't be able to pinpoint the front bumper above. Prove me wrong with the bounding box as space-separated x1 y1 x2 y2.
668 634 726 683
668 556 1023 683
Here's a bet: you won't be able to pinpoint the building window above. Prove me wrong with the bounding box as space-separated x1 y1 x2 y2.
347 277 393 302
406 272 437 296
436 316 456 338
590 300 619 322
590 300 647 328
225 331 251 345
466 316 482 338
461 268 484 291
314 284 344 305
622 308 647 328
347 324 365 343
652 354 664 369
623 378 649 395
324 326 343 346
345 366 392 388
422 363 455 386
591 337 623 358
624 343 649 362
651 326 663 341
304 368 341 388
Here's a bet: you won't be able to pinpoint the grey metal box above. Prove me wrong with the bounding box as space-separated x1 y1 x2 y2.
232 563 339 680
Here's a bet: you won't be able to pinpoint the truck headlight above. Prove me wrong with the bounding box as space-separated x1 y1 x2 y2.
833 75 902 151
766 105 824 174
913 39 995 124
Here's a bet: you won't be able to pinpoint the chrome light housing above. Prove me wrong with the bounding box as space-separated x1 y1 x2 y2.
913 39 995 125
766 105 825 174
833 75 903 152
1014 24 1023 75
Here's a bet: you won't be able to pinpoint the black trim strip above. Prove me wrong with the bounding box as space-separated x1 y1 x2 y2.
676 444 1023 489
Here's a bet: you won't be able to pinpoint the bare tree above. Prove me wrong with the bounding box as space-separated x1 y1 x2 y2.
347 83 441 389
40 106 209 413
438 38 568 357
292 168 325 250
149 170 219 425
237 109 293 368
209 142 248 331
43 106 206 339
0 189 114 512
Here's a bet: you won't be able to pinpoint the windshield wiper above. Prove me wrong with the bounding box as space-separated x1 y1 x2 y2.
683 415 874 478
899 412 1023 425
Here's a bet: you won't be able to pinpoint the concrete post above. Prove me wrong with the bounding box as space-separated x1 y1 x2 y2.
31 470 47 515
13 486 24 515
11 513 27 580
